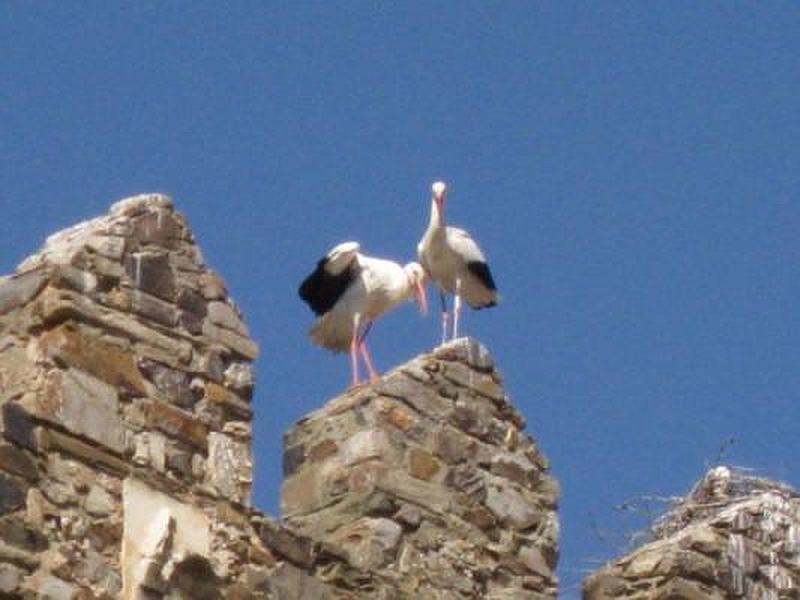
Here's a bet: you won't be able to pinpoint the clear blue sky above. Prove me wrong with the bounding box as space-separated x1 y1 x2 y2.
3 4 799 596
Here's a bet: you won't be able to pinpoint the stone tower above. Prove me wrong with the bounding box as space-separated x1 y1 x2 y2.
583 466 800 599
282 339 560 598
0 194 559 598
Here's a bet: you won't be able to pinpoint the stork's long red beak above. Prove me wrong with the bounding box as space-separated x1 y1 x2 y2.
414 280 428 316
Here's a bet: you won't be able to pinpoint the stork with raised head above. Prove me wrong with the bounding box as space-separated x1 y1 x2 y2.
299 241 428 387
417 181 498 343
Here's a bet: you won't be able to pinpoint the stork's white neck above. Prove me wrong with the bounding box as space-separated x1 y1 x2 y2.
429 195 445 230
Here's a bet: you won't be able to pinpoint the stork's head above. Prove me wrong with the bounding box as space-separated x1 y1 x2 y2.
404 262 428 315
431 181 447 215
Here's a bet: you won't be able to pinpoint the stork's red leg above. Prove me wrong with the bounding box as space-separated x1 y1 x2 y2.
453 278 463 341
439 291 449 345
349 313 362 388
359 341 380 382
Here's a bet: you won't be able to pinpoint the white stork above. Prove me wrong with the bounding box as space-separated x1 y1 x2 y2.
417 181 498 343
299 241 428 387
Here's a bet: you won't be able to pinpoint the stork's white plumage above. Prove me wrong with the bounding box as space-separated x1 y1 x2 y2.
299 241 428 387
417 181 498 343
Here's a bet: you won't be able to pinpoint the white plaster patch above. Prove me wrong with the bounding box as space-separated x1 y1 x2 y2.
122 477 210 598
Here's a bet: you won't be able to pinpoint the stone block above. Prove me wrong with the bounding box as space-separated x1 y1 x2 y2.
138 358 194 408
176 287 207 317
130 289 179 326
85 484 116 517
308 439 338 463
37 575 79 600
145 399 208 450
204 381 251 418
84 234 125 260
207 432 252 505
282 468 323 516
0 562 23 594
434 426 479 464
110 193 173 217
434 337 495 371
0 444 37 482
485 482 542 530
201 321 259 360
328 517 403 570
283 444 305 477
48 265 98 295
342 429 392 466
38 323 147 395
491 452 540 489
259 519 314 569
0 341 39 404
197 270 227 300
130 209 180 247
0 474 26 515
0 269 47 316
0 515 48 553
207 300 248 335
30 368 124 454
408 448 441 481
41 428 130 475
125 251 175 301
264 562 335 600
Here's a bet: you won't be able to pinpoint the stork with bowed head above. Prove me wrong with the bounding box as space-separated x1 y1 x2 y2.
299 241 428 387
417 181 498 343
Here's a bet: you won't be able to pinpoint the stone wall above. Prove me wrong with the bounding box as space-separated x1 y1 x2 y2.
282 339 560 599
0 195 396 598
0 194 557 598
583 466 800 599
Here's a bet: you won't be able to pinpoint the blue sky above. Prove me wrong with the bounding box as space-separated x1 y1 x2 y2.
3 3 800 596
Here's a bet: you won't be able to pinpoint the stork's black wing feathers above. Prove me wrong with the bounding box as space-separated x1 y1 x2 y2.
467 260 498 308
298 256 357 316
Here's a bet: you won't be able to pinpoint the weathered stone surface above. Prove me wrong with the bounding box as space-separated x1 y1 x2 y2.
0 562 24 594
139 358 194 407
408 447 441 481
207 300 248 335
110 192 173 216
202 320 259 360
129 289 179 326
283 444 305 477
0 444 38 481
259 520 314 569
130 208 180 247
283 341 559 599
207 432 252 505
329 517 403 570
0 269 48 315
198 270 227 300
38 575 79 600
85 484 115 516
146 399 209 450
583 467 800 600
29 368 124 453
126 251 175 300
35 287 193 363
0 473 26 514
38 322 147 395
